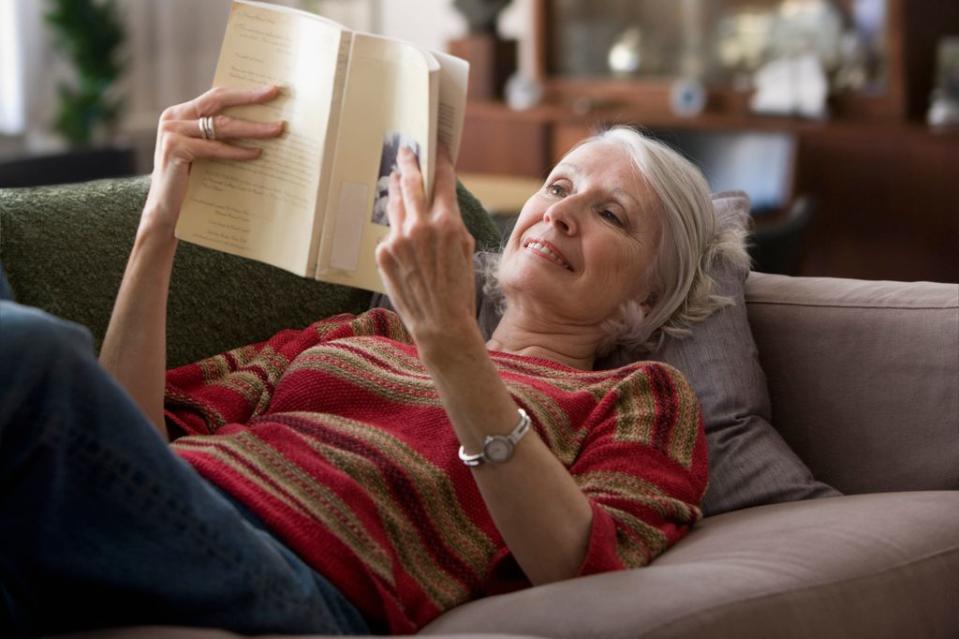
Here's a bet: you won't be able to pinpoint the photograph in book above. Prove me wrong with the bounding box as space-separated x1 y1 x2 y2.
174 0 468 294
372 135 421 226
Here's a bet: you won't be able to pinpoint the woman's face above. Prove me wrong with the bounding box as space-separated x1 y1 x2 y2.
499 141 663 327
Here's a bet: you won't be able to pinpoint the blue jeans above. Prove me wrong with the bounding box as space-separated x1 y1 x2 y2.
0 266 372 637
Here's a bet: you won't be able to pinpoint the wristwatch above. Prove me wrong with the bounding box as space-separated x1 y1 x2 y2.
458 408 531 467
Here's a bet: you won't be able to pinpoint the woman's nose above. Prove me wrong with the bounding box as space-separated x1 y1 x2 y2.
543 201 577 235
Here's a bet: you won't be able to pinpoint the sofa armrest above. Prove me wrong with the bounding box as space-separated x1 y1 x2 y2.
744 272 959 494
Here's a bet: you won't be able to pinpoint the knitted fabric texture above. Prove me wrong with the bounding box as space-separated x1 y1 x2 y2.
165 308 709 634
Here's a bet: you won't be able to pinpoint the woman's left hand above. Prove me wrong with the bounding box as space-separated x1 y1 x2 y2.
375 145 477 351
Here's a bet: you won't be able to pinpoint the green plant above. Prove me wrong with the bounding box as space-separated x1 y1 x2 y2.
45 0 126 146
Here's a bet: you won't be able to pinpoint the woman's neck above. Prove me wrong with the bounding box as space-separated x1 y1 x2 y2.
486 307 604 371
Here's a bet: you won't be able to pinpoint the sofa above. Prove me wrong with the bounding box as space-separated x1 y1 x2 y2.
1 177 957 639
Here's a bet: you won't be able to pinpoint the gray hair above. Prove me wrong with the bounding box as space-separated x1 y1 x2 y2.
483 125 750 355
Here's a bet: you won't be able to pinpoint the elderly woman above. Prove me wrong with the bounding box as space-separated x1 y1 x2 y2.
0 85 736 637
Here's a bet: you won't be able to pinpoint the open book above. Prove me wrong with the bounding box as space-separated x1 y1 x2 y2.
175 0 469 294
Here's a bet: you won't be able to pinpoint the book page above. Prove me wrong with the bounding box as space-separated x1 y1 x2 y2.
314 33 433 293
431 51 469 165
177 0 347 277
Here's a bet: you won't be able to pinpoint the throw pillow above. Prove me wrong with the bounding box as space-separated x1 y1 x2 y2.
373 191 840 516
643 192 840 514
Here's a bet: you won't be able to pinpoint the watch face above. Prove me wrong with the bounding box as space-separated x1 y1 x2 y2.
484 437 513 463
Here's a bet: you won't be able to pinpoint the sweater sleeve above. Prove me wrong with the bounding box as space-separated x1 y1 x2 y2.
163 311 389 436
570 361 709 576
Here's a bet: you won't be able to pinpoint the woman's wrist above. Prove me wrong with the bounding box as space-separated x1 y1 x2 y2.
135 209 179 246
419 327 520 452
414 315 486 369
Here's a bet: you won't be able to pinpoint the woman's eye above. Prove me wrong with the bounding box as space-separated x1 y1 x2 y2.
545 183 567 197
600 209 625 227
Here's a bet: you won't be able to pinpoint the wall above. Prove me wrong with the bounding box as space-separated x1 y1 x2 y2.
2 0 530 157
379 0 533 73
118 0 532 134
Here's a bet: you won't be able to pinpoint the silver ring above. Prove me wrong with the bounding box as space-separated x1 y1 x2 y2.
198 116 216 141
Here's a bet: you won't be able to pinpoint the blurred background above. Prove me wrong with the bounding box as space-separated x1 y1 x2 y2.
1 0 957 282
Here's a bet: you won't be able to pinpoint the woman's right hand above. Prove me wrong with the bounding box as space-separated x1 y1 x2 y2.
141 84 285 237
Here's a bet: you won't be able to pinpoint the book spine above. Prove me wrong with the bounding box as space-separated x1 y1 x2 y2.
308 30 354 277
328 33 353 149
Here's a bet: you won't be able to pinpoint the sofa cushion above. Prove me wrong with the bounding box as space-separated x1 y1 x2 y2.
420 491 959 639
745 272 959 493
0 176 501 367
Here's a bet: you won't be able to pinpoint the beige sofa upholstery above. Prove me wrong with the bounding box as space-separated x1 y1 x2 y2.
746 274 959 493
51 273 959 638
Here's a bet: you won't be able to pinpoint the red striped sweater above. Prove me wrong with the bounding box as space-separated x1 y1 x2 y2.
165 309 708 634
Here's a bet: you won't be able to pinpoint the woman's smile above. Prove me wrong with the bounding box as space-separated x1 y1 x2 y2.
523 237 574 271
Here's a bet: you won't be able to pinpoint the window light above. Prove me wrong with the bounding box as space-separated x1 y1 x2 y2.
0 0 25 135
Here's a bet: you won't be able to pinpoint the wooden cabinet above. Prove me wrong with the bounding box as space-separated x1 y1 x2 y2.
455 0 959 282
458 104 550 178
